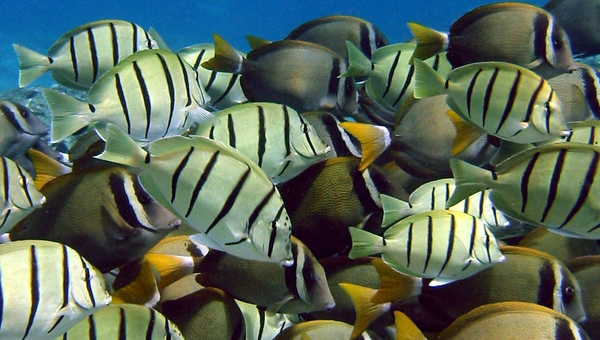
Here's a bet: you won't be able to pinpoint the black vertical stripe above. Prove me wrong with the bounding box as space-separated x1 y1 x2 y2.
467 215 477 257
171 146 194 203
0 104 26 134
327 58 341 96
406 222 413 267
554 317 578 340
80 256 97 308
47 245 70 334
585 69 600 118
157 53 176 137
87 27 99 83
109 173 156 232
541 148 567 222
118 307 126 340
257 106 267 167
88 315 97 340
267 204 286 258
227 114 236 148
110 23 119 66
165 312 172 340
527 81 546 123
423 215 434 273
537 262 556 309
438 214 455 276
192 49 206 70
359 23 372 58
533 14 549 62
0 264 3 333
257 308 266 340
482 67 500 127
177 55 192 106
2 158 8 202
70 36 79 82
563 151 599 230
392 65 414 107
282 106 291 157
132 61 152 139
205 165 252 235
115 74 131 134
23 245 40 340
212 74 238 106
247 186 277 232
430 186 436 211
131 22 138 52
143 30 153 49
146 308 155 339
545 92 554 134
495 70 522 134
478 192 485 219
521 152 541 213
352 167 379 213
432 54 440 71
589 126 597 145
185 151 219 218
205 71 218 91
382 51 401 98
466 69 483 118
16 165 33 207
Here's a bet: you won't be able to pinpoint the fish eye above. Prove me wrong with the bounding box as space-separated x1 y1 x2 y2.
301 122 310 134
563 286 575 302
18 109 29 118
553 37 563 50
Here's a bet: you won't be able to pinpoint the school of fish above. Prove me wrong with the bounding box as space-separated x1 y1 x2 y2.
3 0 600 339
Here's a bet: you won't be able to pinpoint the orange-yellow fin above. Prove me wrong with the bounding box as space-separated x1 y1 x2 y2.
144 253 197 290
394 311 427 340
201 33 244 74
371 258 422 304
407 22 448 63
446 110 482 156
300 332 312 340
111 259 160 307
339 282 390 339
28 149 71 190
339 121 390 171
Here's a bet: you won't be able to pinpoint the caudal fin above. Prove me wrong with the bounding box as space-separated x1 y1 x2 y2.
201 34 244 74
44 89 94 143
339 283 390 339
13 44 51 87
340 41 373 78
94 123 147 168
413 58 447 99
446 159 494 208
339 121 390 171
407 22 448 63
380 194 413 228
348 227 386 259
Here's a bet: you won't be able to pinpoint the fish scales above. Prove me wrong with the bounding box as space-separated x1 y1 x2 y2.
95 123 293 266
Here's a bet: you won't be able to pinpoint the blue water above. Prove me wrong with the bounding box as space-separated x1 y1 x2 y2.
0 0 546 92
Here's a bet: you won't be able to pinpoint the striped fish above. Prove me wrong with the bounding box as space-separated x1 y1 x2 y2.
447 142 600 239
95 123 293 266
235 299 293 340
380 178 510 230
548 63 600 122
0 156 45 234
562 120 600 145
285 15 388 61
44 49 212 143
342 42 452 112
0 100 48 160
414 59 570 144
349 210 505 286
178 43 247 109
57 304 184 340
0 240 111 339
188 102 330 184
14 20 159 90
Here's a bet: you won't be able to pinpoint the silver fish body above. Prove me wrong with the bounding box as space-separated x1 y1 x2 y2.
46 48 212 143
0 240 111 339
189 102 330 184
548 63 600 122
95 123 293 266
0 100 48 160
14 20 159 90
57 304 184 340
178 43 247 109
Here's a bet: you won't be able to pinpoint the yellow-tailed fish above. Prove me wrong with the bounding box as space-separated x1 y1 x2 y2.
278 156 382 258
110 258 160 307
544 0 600 57
285 15 388 61
235 299 294 340
196 236 334 314
380 178 511 230
178 43 247 109
14 20 159 90
0 100 48 160
567 255 600 339
338 121 391 171
418 246 586 325
56 304 184 340
0 240 111 339
342 42 452 112
447 143 600 239
160 287 245 340
202 34 358 118
0 156 45 235
94 123 294 266
548 63 600 122
436 301 589 340
45 48 212 143
272 320 370 340
408 2 576 77
519 227 600 264
414 59 570 144
300 111 361 158
349 210 505 286
188 102 330 184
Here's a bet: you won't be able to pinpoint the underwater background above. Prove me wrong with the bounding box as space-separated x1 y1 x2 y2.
0 0 546 92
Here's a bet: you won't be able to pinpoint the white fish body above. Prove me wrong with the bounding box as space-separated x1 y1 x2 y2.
0 240 111 339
